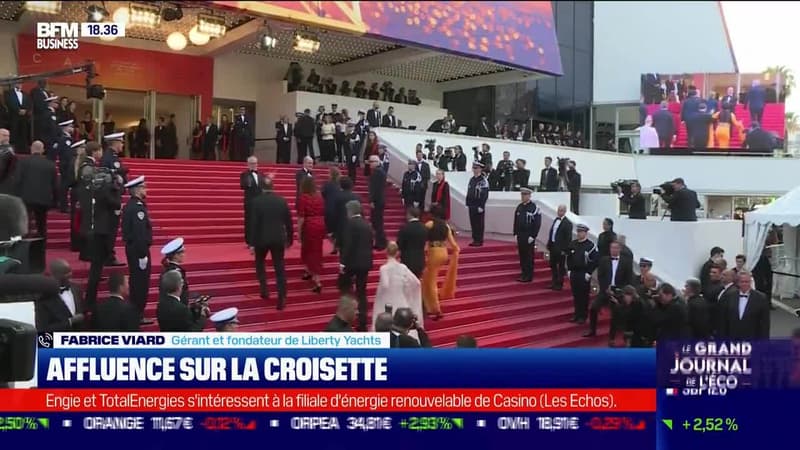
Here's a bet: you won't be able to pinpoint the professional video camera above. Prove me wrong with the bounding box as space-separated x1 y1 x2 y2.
610 179 638 195
653 181 675 196
556 156 570 174
424 138 436 154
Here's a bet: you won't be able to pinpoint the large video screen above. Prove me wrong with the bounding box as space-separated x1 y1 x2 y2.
640 72 786 151
212 1 562 76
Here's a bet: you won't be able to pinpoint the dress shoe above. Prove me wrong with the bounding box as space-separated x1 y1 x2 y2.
516 277 532 283
582 330 597 338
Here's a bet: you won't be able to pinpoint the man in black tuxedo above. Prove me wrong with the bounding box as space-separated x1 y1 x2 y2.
719 271 770 339
390 308 432 348
275 115 293 164
381 106 398 128
396 207 426 278
4 83 31 150
547 204 572 290
685 278 712 339
415 150 431 207
248 177 293 309
157 269 208 331
14 140 56 238
699 246 725 290
339 200 373 331
201 115 219 161
477 115 493 138
720 86 737 109
94 272 141 332
240 156 265 246
368 155 387 250
367 102 382 128
295 156 314 205
584 241 634 344
325 295 357 332
539 157 558 192
294 109 316 163
231 106 253 162
333 177 359 253
36 259 86 332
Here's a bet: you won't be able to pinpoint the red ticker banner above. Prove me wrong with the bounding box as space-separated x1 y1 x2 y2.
16 35 214 117
212 1 563 75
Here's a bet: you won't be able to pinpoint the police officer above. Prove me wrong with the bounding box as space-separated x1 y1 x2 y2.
401 159 422 208
160 237 191 306
346 122 361 183
121 176 153 325
54 119 74 212
495 151 515 191
513 188 541 282
39 94 60 155
102 132 128 266
83 166 122 312
210 307 239 332
566 224 598 324
466 161 489 247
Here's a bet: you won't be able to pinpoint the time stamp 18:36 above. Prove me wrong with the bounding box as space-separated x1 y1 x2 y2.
81 23 126 37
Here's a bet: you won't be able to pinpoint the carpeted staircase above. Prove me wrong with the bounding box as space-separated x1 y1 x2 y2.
646 103 785 148
46 159 608 347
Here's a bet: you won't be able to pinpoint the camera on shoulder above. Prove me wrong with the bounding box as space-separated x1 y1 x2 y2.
653 181 674 196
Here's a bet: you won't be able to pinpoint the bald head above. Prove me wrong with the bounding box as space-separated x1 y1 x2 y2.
557 204 567 217
49 258 72 283
375 312 393 332
31 140 44 154
721 269 736 285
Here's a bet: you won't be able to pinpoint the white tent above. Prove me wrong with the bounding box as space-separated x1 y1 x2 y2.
744 186 800 297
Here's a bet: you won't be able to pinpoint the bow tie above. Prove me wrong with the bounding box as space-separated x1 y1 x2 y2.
611 257 619 261
739 294 749 298
59 285 71 293
250 170 257 173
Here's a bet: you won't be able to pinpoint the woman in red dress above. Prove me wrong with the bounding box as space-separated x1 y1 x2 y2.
297 176 326 293
430 169 451 221
363 131 379 177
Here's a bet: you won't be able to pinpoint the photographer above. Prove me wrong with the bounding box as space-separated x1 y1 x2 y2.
658 177 699 222
616 181 646 219
473 143 492 174
156 268 209 332
584 241 634 345
453 146 467 172
389 307 431 348
565 160 581 214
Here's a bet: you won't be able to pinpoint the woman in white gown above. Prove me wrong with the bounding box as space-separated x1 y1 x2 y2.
372 242 424 332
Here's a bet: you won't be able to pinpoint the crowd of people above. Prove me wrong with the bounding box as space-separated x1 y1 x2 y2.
473 115 587 149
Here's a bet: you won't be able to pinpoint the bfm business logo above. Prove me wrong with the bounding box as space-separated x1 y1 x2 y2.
36 23 80 50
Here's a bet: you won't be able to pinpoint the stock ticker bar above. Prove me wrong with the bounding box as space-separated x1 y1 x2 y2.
2 333 798 449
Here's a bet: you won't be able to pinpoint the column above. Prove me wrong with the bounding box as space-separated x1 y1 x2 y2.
145 91 156 159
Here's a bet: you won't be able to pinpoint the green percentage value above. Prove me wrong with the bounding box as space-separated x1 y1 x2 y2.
0 417 50 431
399 417 464 431
681 417 739 432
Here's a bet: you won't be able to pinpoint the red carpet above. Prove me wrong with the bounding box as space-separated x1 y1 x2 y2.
646 103 785 148
47 159 609 348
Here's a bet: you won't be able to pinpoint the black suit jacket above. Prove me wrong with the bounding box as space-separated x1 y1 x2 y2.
35 285 85 332
15 155 57 207
381 114 397 128
201 124 219 151
294 115 315 139
248 191 293 248
30 86 48 116
397 220 427 276
367 109 382 128
341 216 373 272
477 120 493 138
275 121 293 144
665 188 699 222
719 290 770 339
369 167 386 205
597 256 634 293
547 216 572 251
240 170 265 203
334 190 359 238
295 168 313 197
539 167 558 191
94 295 140 331
157 293 206 332
4 88 30 116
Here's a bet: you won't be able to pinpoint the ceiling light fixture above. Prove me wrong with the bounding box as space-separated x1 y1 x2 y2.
259 23 277 50
188 25 209 46
86 4 109 22
293 31 320 53
197 13 226 38
25 1 62 14
129 2 160 28
166 31 187 51
112 6 129 24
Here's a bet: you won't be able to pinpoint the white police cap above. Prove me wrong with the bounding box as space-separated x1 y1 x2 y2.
210 307 239 326
104 132 125 141
520 187 533 194
58 119 74 127
161 237 185 256
71 139 86 149
124 175 145 189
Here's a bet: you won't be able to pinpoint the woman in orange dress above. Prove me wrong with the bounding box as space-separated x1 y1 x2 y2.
297 176 326 293
712 103 744 149
421 205 460 320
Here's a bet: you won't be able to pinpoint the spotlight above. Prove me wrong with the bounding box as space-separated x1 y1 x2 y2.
197 13 226 38
112 6 129 24
129 2 160 28
293 32 320 53
259 32 277 50
166 31 187 51
161 4 183 22
86 4 109 22
188 25 209 46
25 1 62 14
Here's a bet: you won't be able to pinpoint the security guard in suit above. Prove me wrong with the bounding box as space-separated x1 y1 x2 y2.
513 188 542 282
566 224 599 324
466 162 489 247
121 176 153 325
54 119 74 212
101 132 128 266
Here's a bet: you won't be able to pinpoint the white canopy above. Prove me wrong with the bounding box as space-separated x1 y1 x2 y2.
743 185 800 270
